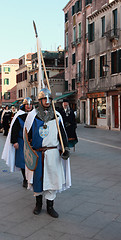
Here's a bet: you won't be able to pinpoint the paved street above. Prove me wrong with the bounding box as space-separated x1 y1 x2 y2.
1 125 121 240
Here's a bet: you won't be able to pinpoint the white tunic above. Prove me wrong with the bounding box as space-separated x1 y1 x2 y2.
24 109 71 192
42 119 65 191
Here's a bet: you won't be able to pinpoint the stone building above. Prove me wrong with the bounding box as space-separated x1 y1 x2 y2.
63 0 121 129
16 53 33 103
29 47 65 102
1 59 19 106
87 0 121 130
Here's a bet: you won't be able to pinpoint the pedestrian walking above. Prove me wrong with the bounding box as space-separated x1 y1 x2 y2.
24 88 71 218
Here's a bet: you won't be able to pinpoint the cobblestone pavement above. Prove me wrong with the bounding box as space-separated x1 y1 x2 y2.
0 125 121 240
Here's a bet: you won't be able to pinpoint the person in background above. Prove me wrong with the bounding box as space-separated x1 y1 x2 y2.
59 99 78 150
11 98 33 188
24 88 71 218
10 105 17 122
0 106 4 132
1 105 11 136
1 98 33 189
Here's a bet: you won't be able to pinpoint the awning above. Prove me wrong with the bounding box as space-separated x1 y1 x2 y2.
11 100 23 106
53 91 76 103
11 100 18 105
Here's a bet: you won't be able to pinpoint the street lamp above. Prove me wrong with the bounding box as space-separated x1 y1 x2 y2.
103 64 110 76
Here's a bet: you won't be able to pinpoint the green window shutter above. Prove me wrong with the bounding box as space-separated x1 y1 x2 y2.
4 78 9 85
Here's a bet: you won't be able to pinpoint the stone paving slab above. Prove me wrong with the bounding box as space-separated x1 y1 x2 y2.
0 125 121 239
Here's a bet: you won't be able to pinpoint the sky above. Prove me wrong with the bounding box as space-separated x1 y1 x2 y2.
0 0 69 64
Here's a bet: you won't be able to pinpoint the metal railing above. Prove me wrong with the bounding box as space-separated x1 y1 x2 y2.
104 28 120 40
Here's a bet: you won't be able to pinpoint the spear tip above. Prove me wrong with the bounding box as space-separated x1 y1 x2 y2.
33 20 38 38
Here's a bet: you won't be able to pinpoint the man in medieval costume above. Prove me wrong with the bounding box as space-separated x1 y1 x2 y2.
24 88 71 218
1 98 33 188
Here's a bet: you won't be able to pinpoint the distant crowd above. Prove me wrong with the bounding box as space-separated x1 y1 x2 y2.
0 105 17 136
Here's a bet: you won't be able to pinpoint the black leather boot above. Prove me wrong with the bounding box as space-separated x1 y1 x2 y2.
21 168 27 188
33 195 43 215
23 179 28 188
46 199 59 218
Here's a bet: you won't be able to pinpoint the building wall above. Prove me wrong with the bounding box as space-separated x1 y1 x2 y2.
29 49 64 102
2 63 19 105
16 53 32 101
87 0 121 129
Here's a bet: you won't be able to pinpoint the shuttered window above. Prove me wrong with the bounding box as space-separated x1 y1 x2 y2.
72 79 75 90
4 67 10 73
88 22 94 43
101 16 105 37
4 78 9 85
66 57 68 68
111 51 118 74
65 81 68 91
65 12 68 23
76 0 82 13
85 0 92 6
72 53 76 65
100 55 107 77
118 49 121 73
4 92 10 100
89 59 95 79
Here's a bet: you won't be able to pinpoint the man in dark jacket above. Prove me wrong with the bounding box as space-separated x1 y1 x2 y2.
59 99 78 149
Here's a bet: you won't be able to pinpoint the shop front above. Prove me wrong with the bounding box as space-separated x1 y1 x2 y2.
87 92 108 128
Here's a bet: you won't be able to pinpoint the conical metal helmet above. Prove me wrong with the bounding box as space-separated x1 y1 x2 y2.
38 88 52 103
22 97 32 106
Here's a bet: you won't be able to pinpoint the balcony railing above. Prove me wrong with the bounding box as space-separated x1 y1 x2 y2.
104 28 120 41
76 37 81 44
71 41 76 48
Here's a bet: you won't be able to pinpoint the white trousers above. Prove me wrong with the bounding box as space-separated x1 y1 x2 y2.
34 190 56 200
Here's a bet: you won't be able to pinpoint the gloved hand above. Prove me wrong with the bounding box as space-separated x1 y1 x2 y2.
61 147 70 160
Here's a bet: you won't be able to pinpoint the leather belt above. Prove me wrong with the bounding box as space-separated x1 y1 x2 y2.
34 146 57 179
35 146 57 152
